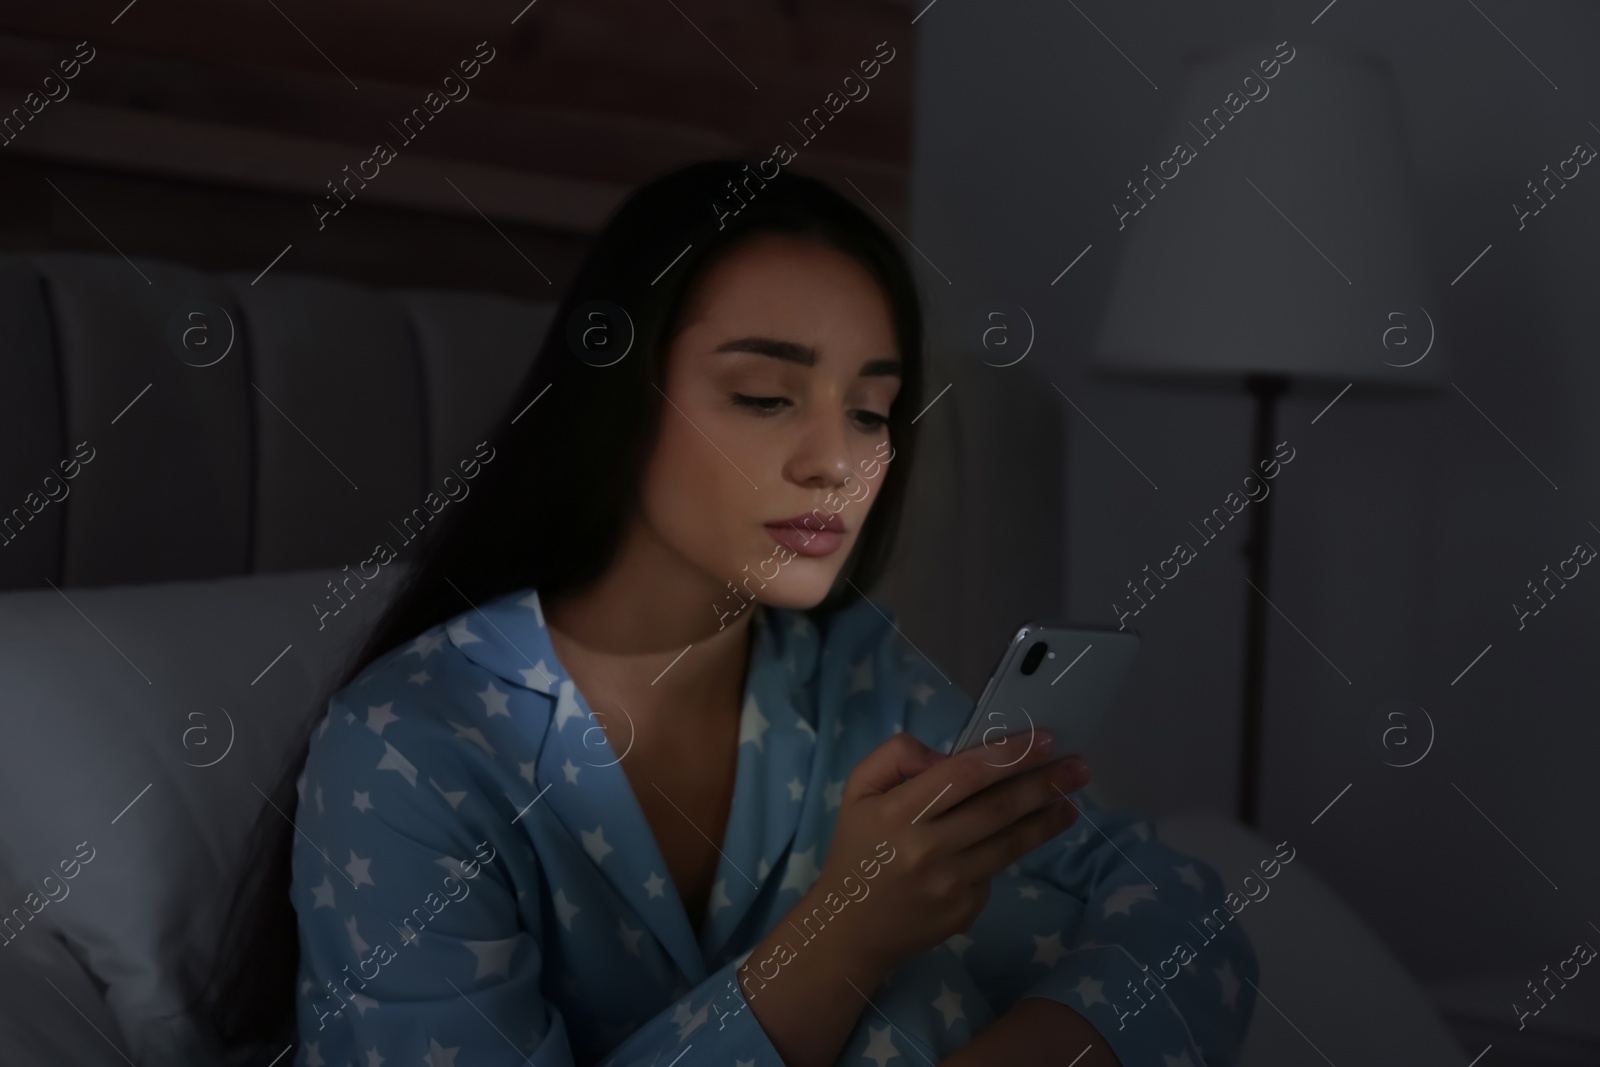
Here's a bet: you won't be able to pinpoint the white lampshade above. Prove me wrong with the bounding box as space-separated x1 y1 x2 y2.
1093 42 1443 389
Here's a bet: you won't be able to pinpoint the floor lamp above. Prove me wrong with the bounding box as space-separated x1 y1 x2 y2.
1090 42 1442 826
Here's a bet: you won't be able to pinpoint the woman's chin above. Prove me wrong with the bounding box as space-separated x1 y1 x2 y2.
743 569 838 612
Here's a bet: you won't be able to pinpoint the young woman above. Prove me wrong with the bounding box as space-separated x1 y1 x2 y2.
207 160 1257 1067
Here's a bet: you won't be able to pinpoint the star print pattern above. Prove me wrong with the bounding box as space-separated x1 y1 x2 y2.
449 720 496 756
444 617 480 647
288 587 1256 1067
581 825 614 864
1072 974 1108 1008
407 632 445 658
553 680 584 732
429 777 467 809
553 887 581 930
1102 881 1159 918
465 937 517 980
365 702 398 735
1033 931 1068 967
520 659 557 693
477 681 511 718
932 982 966 1028
738 694 769 750
1176 863 1207 892
344 851 374 889
862 1024 898 1067
373 741 416 786
778 845 821 895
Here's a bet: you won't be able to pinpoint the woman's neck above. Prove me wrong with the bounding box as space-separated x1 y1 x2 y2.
542 519 758 731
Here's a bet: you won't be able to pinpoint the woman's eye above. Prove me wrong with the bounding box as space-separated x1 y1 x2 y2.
731 393 789 415
730 394 888 430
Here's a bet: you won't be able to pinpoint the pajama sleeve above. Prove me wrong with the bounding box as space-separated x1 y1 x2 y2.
592 956 789 1067
885 624 1259 1067
293 689 793 1067
1010 793 1260 1067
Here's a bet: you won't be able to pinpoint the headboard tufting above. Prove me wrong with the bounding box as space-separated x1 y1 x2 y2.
0 252 557 591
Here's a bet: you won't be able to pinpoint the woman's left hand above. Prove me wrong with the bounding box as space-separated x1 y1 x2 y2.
934 997 1123 1067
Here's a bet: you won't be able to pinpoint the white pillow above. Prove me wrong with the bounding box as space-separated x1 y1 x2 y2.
1155 810 1464 1067
0 568 402 1064
0 861 130 1067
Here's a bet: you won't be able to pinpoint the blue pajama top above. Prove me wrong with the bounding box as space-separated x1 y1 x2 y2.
291 587 1258 1067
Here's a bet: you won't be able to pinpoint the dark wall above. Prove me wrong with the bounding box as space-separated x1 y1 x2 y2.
908 0 1600 994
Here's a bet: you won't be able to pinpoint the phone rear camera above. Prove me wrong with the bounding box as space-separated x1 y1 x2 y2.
1020 640 1049 675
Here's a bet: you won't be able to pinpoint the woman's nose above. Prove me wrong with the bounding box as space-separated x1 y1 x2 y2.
786 404 855 489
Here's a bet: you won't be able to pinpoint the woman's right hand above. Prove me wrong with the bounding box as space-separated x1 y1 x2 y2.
802 728 1091 973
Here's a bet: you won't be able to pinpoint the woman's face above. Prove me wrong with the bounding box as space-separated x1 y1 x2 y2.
639 232 902 616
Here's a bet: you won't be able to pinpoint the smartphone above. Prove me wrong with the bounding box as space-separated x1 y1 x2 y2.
948 621 1141 769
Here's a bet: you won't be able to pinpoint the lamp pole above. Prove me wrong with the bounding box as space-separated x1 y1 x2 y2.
1237 372 1288 827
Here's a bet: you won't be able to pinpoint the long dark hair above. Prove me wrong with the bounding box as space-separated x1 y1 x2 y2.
202 159 927 1050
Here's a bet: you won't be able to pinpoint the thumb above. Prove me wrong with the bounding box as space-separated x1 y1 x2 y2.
848 732 945 800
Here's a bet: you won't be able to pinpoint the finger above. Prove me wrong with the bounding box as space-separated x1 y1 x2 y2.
936 756 1089 853
890 729 1059 827
951 789 1081 882
846 732 946 801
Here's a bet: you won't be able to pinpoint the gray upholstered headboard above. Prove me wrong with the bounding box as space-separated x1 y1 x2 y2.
0 253 557 591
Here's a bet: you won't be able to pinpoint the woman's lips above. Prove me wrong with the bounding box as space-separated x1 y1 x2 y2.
765 523 844 557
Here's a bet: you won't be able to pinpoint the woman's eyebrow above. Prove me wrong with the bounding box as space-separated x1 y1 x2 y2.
713 336 902 377
714 336 815 365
